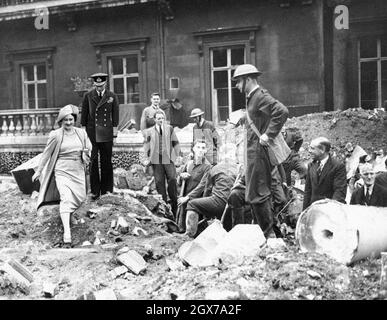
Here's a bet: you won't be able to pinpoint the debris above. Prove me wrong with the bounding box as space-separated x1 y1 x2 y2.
178 220 228 267
307 270 322 279
82 241 92 246
211 224 266 265
165 258 185 271
109 266 129 279
117 250 147 275
117 246 130 256
266 238 287 250
7 259 33 283
132 226 148 236
0 262 31 289
78 288 117 300
42 282 58 298
205 290 241 300
116 216 129 234
87 206 111 219
381 252 387 289
100 243 119 251
296 199 387 265
110 220 117 229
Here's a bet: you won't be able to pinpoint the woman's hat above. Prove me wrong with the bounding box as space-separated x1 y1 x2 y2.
57 104 79 124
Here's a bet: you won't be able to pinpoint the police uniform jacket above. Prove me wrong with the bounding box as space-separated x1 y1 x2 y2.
81 89 119 143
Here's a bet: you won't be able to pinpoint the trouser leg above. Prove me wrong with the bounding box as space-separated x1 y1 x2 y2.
90 141 100 196
228 188 246 228
184 210 199 238
153 164 167 202
251 199 273 238
99 141 113 195
164 163 178 218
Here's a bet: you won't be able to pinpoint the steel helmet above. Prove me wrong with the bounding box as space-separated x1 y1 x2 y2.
189 108 205 118
232 64 262 80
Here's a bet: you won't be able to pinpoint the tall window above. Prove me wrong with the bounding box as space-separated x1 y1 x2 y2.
21 63 47 109
359 36 387 109
108 55 140 104
210 47 246 122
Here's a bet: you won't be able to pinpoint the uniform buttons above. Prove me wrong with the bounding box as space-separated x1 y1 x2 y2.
104 114 106 116
104 119 106 122
104 124 106 127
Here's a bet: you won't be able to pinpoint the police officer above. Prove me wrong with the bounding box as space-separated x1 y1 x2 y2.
81 73 119 200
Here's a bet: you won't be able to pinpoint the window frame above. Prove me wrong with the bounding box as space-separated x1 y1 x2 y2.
107 52 141 105
21 62 48 109
6 47 55 109
210 45 246 123
358 36 387 108
193 26 259 124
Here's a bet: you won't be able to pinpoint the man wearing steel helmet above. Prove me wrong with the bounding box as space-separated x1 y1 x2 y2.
190 108 221 165
233 64 289 238
81 73 119 200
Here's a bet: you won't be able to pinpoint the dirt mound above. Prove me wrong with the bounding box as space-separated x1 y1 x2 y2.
286 108 387 161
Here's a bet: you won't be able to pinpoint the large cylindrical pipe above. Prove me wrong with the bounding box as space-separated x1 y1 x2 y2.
296 199 387 265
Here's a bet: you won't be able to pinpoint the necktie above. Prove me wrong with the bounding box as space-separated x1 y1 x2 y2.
159 126 163 136
365 186 371 205
317 161 322 176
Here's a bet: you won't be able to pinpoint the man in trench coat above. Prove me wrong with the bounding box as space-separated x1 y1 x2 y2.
233 64 289 238
81 73 119 200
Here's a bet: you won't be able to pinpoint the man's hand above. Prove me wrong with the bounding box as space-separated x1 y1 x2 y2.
180 172 191 180
143 159 151 167
177 196 189 207
354 178 364 189
259 133 270 147
32 171 40 182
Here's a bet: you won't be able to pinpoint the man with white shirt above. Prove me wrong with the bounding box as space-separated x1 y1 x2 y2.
350 163 387 207
233 64 289 238
140 92 166 132
303 137 347 210
143 110 181 217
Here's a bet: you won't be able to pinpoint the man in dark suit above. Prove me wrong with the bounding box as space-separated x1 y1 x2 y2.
350 163 387 207
81 73 119 200
303 137 347 210
143 110 181 217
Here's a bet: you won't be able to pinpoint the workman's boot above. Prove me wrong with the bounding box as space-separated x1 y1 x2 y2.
231 207 245 228
184 211 199 238
251 200 274 238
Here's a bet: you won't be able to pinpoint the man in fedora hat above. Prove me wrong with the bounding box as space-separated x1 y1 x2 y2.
233 64 289 238
81 72 119 200
190 107 220 165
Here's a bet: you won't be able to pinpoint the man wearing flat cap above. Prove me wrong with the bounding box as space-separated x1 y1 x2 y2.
81 73 119 200
190 108 220 165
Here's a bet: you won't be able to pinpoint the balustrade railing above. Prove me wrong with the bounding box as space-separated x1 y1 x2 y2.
0 0 49 7
0 108 60 137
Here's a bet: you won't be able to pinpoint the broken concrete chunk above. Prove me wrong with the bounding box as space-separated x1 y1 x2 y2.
165 258 185 271
109 265 129 279
116 216 129 234
110 220 117 229
42 282 58 298
132 226 148 236
93 288 118 300
0 263 31 288
211 224 266 265
87 206 111 219
117 250 147 275
307 270 322 279
82 241 92 246
100 243 119 251
266 238 287 250
117 246 130 256
178 241 214 267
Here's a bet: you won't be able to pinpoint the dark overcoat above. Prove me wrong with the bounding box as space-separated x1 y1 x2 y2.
245 87 289 205
81 89 119 143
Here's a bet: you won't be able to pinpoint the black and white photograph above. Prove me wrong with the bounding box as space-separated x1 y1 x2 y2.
0 0 387 307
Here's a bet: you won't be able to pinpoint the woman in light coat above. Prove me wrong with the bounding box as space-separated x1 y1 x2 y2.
32 104 91 248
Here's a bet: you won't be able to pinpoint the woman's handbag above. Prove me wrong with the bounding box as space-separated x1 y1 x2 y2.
246 110 291 166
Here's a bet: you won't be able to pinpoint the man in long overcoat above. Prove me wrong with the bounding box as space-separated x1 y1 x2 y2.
233 64 289 238
81 73 119 200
